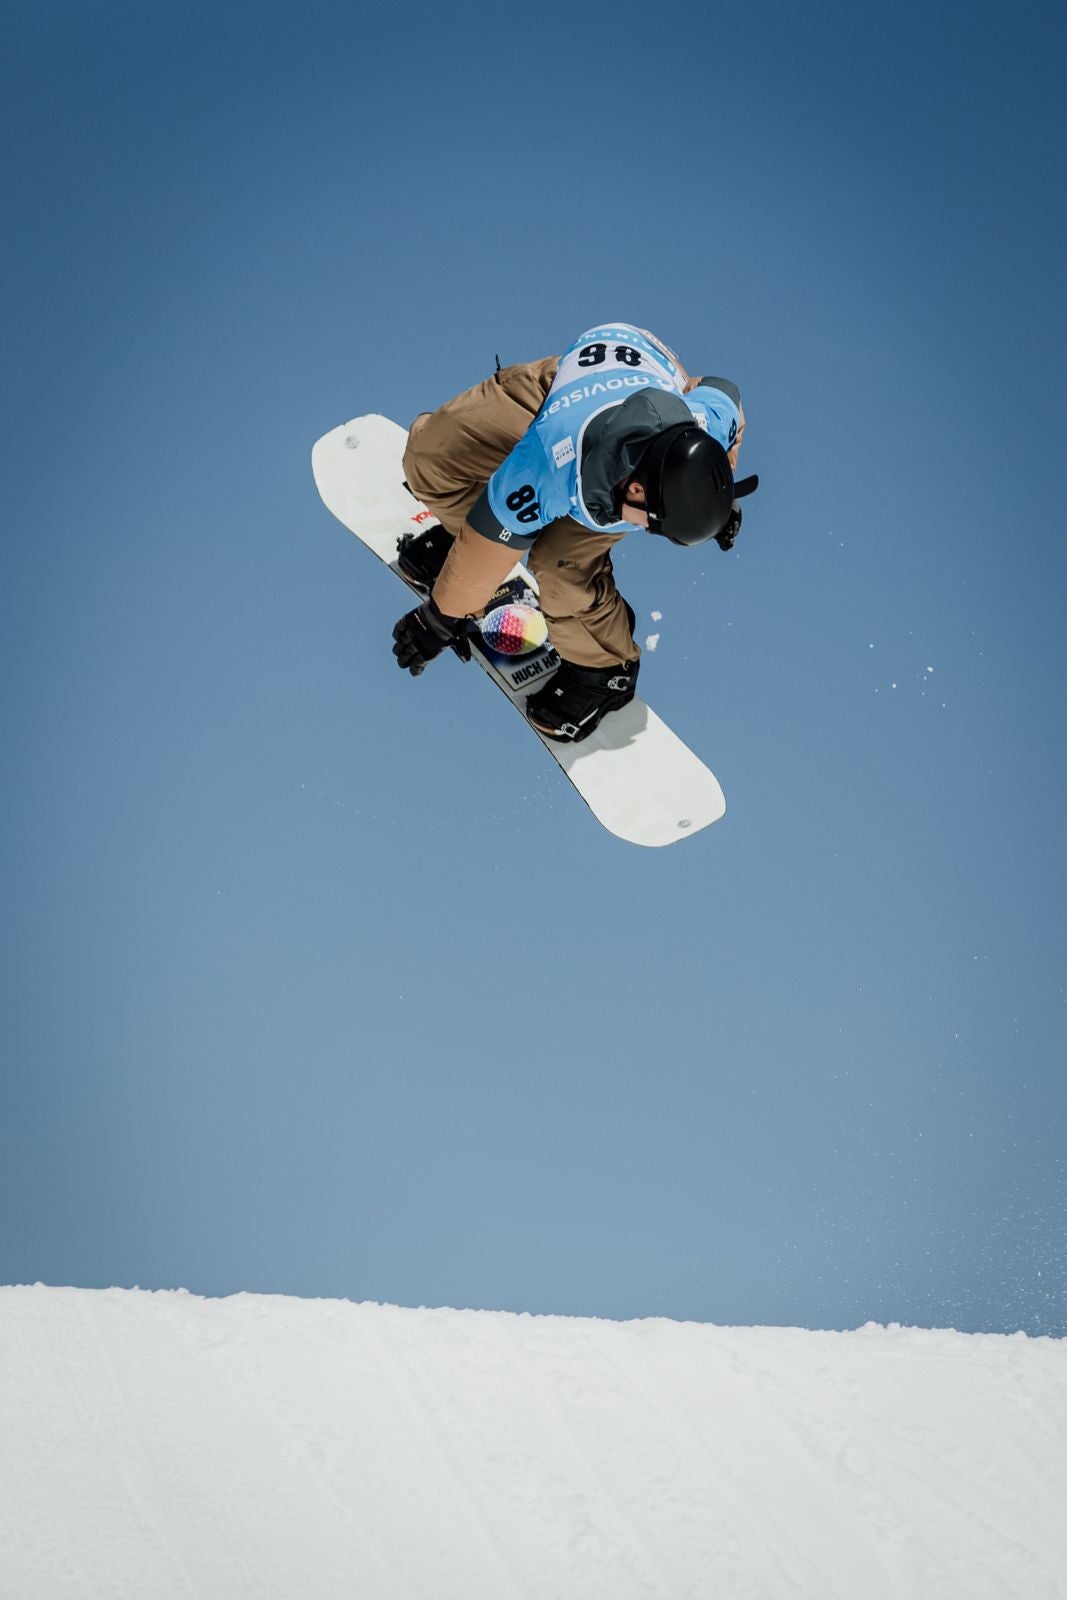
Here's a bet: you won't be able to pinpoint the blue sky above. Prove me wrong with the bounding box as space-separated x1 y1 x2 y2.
3 0 1065 1335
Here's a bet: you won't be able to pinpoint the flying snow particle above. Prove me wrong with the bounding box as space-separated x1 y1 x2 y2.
645 634 661 652
651 610 662 622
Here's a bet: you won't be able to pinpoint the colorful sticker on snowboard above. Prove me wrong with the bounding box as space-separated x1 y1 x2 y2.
473 580 559 688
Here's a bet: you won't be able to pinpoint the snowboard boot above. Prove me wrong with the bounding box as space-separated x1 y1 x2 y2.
396 523 455 593
525 655 639 742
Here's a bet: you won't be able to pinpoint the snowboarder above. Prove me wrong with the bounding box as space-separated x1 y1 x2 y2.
391 322 756 742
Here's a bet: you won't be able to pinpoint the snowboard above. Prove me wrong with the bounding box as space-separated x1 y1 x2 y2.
311 414 727 846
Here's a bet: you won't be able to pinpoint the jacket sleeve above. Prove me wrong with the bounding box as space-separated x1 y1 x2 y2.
431 522 522 619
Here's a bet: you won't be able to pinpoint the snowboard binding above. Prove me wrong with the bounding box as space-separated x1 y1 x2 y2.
526 656 639 743
396 524 455 592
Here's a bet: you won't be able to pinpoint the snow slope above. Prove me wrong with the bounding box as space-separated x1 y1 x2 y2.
1 1286 1064 1599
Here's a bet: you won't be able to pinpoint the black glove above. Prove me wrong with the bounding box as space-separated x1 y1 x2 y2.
715 473 759 553
392 597 471 676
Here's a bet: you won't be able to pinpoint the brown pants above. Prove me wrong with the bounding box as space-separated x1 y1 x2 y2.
402 359 640 669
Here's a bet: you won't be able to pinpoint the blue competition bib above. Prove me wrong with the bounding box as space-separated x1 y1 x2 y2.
468 324 741 547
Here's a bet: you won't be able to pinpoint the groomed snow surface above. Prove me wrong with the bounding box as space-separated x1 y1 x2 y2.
2 1287 1065 1599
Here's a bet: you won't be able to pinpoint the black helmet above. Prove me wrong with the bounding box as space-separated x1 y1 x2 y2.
632 423 735 547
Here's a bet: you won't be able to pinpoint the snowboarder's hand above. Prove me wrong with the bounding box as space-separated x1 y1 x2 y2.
715 503 743 552
715 474 759 553
392 597 471 676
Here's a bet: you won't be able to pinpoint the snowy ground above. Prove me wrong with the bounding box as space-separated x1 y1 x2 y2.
1 1287 1064 1599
